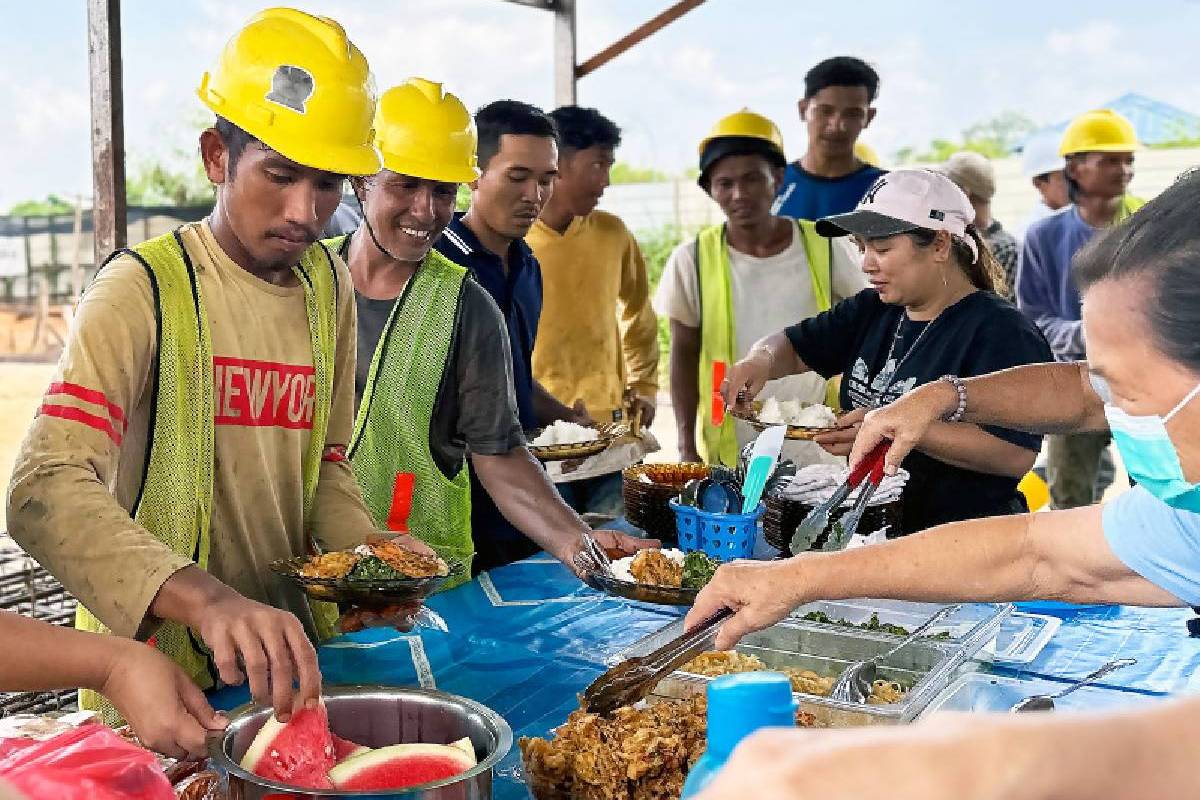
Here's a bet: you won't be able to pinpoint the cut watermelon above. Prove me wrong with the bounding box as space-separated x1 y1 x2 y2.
328 738 477 791
239 705 336 789
332 733 371 763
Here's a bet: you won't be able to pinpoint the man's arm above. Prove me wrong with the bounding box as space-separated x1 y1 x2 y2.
616 230 660 415
1016 236 1085 359
669 320 703 463
689 504 1180 650
849 362 1108 474
533 380 590 427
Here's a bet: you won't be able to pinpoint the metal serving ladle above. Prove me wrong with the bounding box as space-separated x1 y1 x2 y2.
1009 658 1137 712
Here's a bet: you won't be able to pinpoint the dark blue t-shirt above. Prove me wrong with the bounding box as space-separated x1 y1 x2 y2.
772 162 887 221
434 214 544 570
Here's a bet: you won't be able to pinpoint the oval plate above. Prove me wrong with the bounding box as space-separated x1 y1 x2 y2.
728 402 838 441
580 568 700 606
270 557 466 607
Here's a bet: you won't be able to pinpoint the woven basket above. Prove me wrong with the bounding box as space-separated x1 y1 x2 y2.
764 493 903 556
622 463 711 543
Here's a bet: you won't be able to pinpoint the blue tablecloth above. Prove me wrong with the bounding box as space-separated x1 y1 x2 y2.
210 556 1200 800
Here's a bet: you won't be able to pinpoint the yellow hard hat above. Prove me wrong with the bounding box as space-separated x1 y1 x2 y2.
854 140 881 167
197 7 381 176
698 109 785 158
1058 109 1138 157
374 78 480 183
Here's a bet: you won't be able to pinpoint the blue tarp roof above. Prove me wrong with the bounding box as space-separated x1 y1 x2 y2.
1026 92 1200 148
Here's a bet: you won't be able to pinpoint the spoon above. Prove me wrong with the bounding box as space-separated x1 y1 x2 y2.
1009 658 1137 712
830 604 964 703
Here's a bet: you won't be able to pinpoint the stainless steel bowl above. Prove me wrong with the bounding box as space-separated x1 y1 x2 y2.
209 684 513 799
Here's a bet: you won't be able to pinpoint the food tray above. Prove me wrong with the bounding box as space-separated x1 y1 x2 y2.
918 671 1163 717
270 557 466 608
617 610 1005 727
789 599 1056 664
728 401 837 440
578 566 699 606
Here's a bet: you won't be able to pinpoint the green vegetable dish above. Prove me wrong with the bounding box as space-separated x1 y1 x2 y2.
801 611 953 640
682 552 719 589
346 555 407 582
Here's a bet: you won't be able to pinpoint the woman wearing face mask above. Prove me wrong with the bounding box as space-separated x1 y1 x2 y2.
686 172 1200 800
723 169 1052 533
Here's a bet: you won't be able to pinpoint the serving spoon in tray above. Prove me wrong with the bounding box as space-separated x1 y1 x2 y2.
581 608 733 716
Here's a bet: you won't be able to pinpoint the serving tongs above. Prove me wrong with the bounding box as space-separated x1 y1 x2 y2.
581 608 733 716
789 441 890 555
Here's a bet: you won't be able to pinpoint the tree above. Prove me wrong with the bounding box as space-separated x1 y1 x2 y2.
610 162 671 184
7 195 75 217
898 111 1037 163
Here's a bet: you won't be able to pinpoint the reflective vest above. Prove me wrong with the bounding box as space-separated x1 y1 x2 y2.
696 219 833 466
330 236 474 589
77 229 340 720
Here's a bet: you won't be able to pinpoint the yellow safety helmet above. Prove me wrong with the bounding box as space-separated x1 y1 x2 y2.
197 7 381 176
1058 109 1138 157
854 140 881 168
697 109 786 189
374 78 480 183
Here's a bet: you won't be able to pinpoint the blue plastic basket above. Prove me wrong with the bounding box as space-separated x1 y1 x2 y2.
670 500 765 562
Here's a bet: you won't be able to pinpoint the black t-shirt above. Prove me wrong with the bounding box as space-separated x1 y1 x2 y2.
784 289 1053 532
354 277 525 480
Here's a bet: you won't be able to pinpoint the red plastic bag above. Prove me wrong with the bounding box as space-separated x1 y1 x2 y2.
0 723 174 800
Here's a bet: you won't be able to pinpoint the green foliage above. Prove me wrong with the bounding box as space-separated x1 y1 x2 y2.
897 111 1037 163
1146 120 1200 149
455 184 472 212
7 195 75 217
125 157 214 206
610 162 671 184
634 224 688 375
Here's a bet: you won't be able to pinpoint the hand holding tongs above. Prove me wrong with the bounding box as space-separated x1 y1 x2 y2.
789 441 890 555
580 608 733 716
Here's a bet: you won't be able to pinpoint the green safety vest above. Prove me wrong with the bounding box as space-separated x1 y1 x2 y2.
696 219 833 466
331 235 474 589
77 229 341 721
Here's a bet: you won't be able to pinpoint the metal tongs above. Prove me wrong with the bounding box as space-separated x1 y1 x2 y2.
580 608 733 716
789 441 890 555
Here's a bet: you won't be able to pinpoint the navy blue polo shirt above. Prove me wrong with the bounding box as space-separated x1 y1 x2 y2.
434 213 544 571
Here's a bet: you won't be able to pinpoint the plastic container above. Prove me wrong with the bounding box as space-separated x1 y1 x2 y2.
679 673 796 798
671 500 765 561
620 609 1007 728
919 672 1163 716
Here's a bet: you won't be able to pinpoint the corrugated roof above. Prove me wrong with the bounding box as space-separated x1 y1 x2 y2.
1026 92 1200 148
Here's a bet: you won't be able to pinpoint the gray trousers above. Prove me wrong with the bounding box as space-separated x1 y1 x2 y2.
1045 431 1115 509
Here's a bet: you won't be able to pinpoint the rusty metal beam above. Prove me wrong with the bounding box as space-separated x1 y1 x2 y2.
500 0 557 8
576 0 705 79
553 0 577 106
87 0 126 265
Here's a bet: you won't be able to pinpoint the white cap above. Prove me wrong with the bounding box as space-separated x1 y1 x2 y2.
933 151 996 200
1022 129 1066 179
815 168 978 262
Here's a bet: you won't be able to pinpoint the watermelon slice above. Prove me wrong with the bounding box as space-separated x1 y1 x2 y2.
239 705 336 789
328 737 477 791
332 733 371 763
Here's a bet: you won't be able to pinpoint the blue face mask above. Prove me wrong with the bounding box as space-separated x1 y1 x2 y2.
1104 381 1200 513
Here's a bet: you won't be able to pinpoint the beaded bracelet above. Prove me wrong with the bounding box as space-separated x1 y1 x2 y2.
941 375 967 422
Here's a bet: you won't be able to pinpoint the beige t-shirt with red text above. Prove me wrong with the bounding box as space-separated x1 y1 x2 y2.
7 221 378 641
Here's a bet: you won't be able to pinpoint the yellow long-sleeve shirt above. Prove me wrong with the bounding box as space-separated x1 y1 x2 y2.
526 211 659 422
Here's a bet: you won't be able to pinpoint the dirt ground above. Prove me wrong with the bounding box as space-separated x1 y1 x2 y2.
0 362 56 530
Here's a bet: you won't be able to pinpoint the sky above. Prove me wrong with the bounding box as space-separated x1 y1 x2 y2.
2 0 1200 211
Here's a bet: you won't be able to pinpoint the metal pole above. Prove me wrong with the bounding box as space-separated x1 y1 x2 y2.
87 0 126 265
576 0 706 79
553 0 577 107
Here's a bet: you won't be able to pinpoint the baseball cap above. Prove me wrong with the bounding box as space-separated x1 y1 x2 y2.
1021 129 1066 179
933 151 995 201
816 169 977 260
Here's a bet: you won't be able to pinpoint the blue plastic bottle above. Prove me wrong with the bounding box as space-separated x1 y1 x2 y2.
679 671 797 798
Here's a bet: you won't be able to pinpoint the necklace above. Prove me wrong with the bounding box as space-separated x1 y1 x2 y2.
870 314 936 406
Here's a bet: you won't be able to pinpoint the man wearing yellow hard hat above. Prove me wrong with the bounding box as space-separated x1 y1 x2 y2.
653 109 866 466
7 8 417 729
330 79 652 583
1015 108 1143 510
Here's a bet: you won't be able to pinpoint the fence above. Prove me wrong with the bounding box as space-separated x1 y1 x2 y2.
598 147 1200 236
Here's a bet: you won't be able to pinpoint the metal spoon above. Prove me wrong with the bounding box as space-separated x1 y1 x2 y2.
1010 658 1137 713
830 604 964 703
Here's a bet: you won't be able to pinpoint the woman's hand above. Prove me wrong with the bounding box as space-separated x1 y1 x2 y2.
720 350 773 409
849 381 957 475
813 407 867 457
684 559 806 650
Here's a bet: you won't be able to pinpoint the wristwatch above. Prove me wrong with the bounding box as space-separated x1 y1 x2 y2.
940 375 967 423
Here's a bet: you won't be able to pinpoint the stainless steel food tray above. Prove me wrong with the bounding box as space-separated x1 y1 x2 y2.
616 608 1007 727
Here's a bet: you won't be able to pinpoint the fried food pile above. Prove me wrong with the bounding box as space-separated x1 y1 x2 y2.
521 697 819 800
629 550 682 588
298 540 448 581
679 651 907 705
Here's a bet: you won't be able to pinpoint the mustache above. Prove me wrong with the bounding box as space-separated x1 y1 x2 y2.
265 224 319 245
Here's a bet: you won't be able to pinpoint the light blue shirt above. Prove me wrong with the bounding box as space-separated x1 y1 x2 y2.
1103 485 1200 606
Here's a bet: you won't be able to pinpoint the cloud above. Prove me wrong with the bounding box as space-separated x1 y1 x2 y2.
1046 20 1120 57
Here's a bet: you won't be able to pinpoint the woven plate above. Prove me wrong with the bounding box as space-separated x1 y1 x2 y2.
622 463 711 543
728 401 838 441
270 557 466 608
577 564 700 607
527 422 625 462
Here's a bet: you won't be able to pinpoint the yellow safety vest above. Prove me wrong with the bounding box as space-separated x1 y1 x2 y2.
696 219 833 466
77 229 340 721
